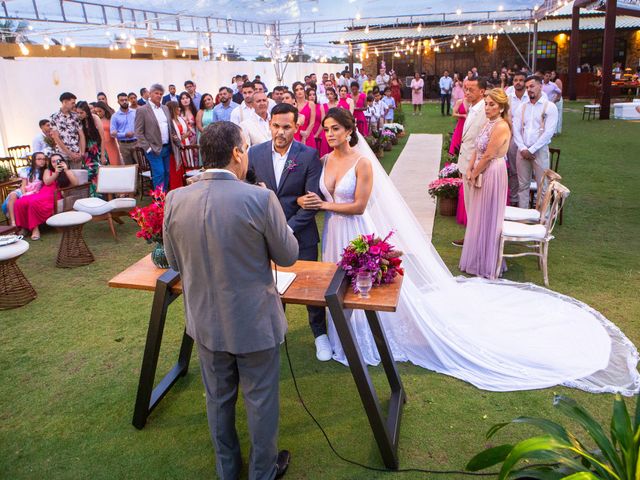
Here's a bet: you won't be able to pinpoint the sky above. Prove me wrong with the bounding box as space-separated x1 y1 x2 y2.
4 0 539 59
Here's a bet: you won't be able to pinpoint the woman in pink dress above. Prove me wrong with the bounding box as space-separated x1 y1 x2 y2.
94 101 121 165
337 85 354 113
410 72 424 115
449 98 467 156
306 88 323 151
319 87 339 156
293 82 316 147
459 89 510 279
14 153 79 240
349 82 369 137
178 92 197 147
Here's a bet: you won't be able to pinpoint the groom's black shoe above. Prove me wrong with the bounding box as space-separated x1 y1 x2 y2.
275 450 291 479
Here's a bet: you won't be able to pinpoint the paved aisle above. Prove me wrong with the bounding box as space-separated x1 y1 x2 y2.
389 134 442 240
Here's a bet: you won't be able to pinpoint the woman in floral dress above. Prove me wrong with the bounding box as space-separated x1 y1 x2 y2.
76 101 106 196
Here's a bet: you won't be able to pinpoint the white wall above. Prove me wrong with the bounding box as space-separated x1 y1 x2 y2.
0 57 350 155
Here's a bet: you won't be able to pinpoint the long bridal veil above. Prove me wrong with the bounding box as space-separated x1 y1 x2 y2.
349 132 640 395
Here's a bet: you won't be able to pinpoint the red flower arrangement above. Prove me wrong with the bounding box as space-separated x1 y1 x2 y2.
338 231 404 291
130 187 166 243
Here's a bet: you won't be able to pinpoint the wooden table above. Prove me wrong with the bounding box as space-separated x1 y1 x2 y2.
109 255 405 469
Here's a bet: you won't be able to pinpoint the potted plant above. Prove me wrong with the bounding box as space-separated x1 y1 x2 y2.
0 165 13 183
382 129 398 146
466 394 639 480
428 177 461 216
130 186 169 268
366 135 384 159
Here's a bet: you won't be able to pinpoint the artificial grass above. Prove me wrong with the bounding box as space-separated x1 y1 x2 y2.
1 103 638 479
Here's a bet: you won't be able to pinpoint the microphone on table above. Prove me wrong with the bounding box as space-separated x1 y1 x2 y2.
245 168 258 185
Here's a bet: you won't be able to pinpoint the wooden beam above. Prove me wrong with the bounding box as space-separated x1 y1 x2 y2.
568 4 581 100
599 0 617 120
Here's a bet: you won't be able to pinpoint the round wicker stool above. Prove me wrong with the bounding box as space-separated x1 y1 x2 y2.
46 211 94 268
0 239 37 309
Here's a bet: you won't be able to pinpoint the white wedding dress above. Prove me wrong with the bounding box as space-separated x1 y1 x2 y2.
318 135 640 395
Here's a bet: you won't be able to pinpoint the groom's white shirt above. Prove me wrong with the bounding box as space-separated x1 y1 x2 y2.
272 142 292 187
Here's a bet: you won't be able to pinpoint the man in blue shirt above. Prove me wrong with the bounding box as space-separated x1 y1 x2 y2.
212 87 239 123
439 70 454 116
110 92 138 165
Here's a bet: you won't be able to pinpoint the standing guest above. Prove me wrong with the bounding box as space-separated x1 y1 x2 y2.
376 67 390 91
254 74 268 93
358 68 368 89
505 72 529 206
254 82 277 114
94 101 121 165
32 119 54 156
449 96 468 156
459 88 511 280
341 70 353 88
138 88 149 106
162 84 179 105
178 91 198 147
271 86 285 104
513 75 558 208
329 72 337 87
240 91 271 148
184 80 202 110
164 121 297 480
3 151 46 227
489 71 500 87
381 87 396 123
411 72 424 116
439 70 453 116
128 92 139 110
96 92 115 114
337 85 354 113
452 77 488 247
350 81 369 136
110 92 138 166
542 71 562 104
471 67 479 79
76 101 106 196
307 89 323 150
212 87 239 122
49 92 85 168
363 74 377 94
232 76 245 104
293 83 316 148
550 70 564 134
499 72 509 90
451 73 465 107
14 153 78 240
230 81 257 125
389 73 403 111
196 93 216 143
134 83 181 191
248 103 329 362
318 87 338 156
370 91 388 134
166 101 187 189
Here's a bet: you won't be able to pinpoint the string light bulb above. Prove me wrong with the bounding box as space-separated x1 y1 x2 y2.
19 42 29 55
456 8 462 15
364 25 369 34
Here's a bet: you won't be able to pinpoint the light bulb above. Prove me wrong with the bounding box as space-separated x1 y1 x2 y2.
456 8 462 15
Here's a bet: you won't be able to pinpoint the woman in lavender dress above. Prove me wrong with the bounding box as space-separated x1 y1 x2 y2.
459 88 510 279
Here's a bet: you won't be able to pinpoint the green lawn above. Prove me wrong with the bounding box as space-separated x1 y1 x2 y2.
1 103 638 479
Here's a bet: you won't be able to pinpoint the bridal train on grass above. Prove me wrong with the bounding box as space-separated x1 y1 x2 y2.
316 130 639 395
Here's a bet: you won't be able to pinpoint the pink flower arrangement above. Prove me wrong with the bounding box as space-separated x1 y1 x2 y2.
338 231 404 291
428 177 462 199
130 187 166 243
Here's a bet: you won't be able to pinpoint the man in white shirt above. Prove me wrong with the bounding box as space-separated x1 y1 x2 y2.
254 82 277 115
358 69 368 89
240 92 271 147
505 72 529 205
230 81 258 125
512 75 559 208
376 67 390 91
32 119 53 155
439 70 454 116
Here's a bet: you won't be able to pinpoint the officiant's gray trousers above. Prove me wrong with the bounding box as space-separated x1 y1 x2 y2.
197 343 280 480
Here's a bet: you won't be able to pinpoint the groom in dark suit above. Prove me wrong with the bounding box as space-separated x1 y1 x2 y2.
248 102 332 362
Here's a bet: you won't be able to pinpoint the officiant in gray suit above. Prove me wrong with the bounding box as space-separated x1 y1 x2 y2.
163 121 298 480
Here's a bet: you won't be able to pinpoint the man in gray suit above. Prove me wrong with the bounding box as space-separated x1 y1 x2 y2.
164 121 298 480
134 83 181 191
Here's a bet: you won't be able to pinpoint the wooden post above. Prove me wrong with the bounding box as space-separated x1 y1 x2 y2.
531 21 538 73
568 4 581 100
600 0 617 119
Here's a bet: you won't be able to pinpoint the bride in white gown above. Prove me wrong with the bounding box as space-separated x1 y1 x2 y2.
298 108 640 395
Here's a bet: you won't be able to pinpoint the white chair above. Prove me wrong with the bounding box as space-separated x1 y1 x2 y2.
73 165 137 240
506 169 561 223
496 181 570 287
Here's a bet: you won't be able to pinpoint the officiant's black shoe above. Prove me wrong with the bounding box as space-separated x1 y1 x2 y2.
275 450 291 479
452 238 464 247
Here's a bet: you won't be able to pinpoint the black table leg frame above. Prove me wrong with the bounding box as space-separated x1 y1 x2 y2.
324 269 406 470
132 269 194 430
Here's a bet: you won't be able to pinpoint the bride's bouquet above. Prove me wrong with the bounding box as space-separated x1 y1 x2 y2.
338 231 404 291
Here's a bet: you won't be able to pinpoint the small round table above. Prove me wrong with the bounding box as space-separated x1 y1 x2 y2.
0 239 37 309
46 211 94 268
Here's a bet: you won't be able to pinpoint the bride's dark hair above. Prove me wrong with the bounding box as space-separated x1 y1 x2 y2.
322 108 359 147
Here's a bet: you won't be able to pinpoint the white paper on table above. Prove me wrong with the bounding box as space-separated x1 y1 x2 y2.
272 270 296 295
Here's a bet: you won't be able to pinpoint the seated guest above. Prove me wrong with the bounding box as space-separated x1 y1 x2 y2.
32 119 54 156
212 87 239 122
3 151 46 226
14 153 78 240
381 87 396 123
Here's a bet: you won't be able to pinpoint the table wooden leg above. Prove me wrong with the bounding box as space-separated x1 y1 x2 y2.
325 269 405 470
132 269 193 430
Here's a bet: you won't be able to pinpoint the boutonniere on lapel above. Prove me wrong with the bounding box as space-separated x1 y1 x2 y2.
285 156 299 173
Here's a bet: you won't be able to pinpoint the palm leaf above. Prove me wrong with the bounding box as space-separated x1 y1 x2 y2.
487 417 572 443
466 444 514 471
508 467 567 479
561 473 601 480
